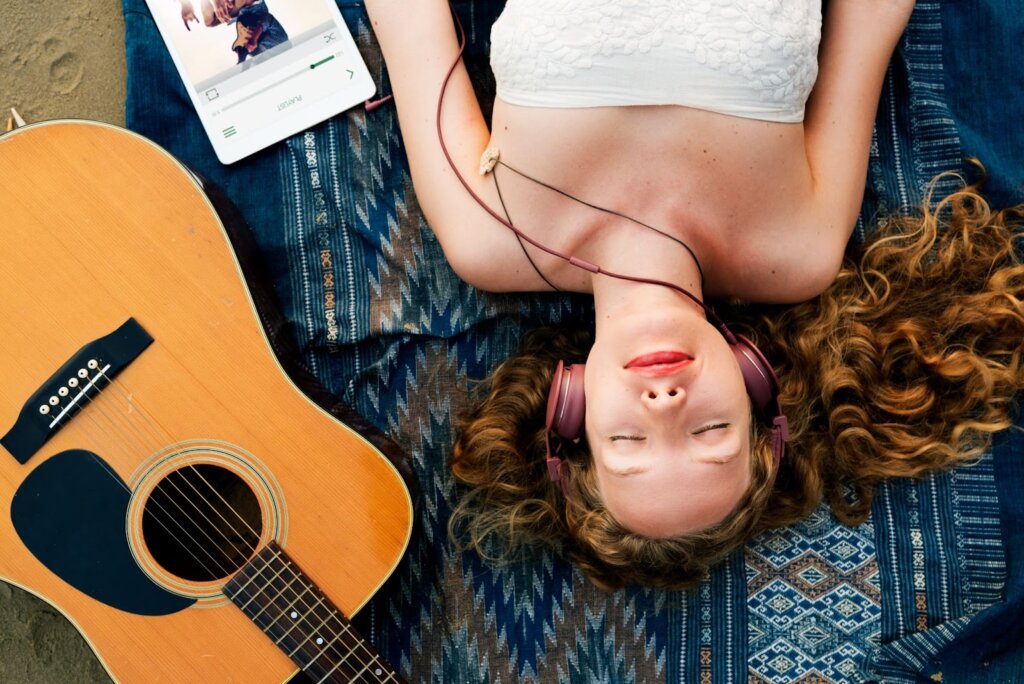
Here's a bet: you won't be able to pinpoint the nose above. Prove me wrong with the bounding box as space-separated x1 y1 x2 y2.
640 384 686 408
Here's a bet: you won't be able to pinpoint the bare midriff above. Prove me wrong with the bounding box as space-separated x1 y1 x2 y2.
485 99 826 301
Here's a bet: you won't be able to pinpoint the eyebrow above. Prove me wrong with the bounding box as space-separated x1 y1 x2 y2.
607 465 649 477
605 447 741 476
693 448 742 465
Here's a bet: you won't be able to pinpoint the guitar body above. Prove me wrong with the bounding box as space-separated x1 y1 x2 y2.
0 121 412 682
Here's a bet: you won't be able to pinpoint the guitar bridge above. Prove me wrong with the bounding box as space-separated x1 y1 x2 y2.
1 318 153 464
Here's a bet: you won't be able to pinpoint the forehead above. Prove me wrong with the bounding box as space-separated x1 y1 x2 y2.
589 432 753 537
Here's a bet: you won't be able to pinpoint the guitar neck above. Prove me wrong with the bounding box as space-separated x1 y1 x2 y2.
223 543 403 684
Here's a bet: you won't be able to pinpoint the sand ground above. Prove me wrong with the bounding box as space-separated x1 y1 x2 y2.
1 1 125 681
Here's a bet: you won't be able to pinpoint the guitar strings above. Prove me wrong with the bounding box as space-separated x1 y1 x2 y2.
101 370 256 535
73 384 241 576
78 380 389 681
82 379 250 571
73 399 238 575
87 371 391 681
99 375 256 564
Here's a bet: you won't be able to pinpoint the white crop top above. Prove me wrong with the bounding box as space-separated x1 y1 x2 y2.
490 0 822 123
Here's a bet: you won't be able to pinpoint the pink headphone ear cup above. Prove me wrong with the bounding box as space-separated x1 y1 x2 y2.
546 361 586 440
730 334 789 475
731 335 781 414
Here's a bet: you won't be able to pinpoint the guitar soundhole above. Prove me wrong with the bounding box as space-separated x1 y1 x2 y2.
141 464 263 582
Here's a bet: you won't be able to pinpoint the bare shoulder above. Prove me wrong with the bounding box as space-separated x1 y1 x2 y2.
711 213 849 305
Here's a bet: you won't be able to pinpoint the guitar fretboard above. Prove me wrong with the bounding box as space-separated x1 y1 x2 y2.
223 542 403 684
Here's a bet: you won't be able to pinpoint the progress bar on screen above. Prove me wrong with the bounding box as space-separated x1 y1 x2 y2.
221 54 343 112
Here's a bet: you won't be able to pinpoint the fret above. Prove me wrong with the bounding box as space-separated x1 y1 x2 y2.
319 649 397 684
226 551 357 680
223 542 405 684
275 594 326 646
229 547 289 609
251 571 304 625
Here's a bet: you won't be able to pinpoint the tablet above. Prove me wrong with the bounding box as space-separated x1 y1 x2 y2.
146 0 376 164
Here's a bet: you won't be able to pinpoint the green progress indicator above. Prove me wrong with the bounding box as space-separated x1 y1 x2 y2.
310 55 336 69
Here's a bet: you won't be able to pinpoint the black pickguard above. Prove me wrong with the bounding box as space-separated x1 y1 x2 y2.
10 449 195 616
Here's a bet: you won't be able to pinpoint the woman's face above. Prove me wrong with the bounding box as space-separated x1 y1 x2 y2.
583 309 753 538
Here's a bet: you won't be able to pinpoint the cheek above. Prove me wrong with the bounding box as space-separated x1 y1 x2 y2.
703 350 750 407
582 378 633 433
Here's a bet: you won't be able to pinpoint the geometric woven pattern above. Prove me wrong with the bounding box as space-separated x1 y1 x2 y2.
747 506 881 683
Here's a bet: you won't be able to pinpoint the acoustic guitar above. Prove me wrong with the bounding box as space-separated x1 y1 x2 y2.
0 120 413 683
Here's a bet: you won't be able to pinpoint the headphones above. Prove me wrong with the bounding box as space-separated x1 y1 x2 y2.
544 325 789 494
430 9 790 495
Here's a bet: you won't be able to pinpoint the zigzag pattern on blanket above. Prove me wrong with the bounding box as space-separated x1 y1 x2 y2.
403 539 667 682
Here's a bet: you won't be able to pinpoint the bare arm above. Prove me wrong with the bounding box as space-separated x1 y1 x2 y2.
803 0 916 229
177 0 222 27
200 0 221 26
364 1 545 291
179 0 199 30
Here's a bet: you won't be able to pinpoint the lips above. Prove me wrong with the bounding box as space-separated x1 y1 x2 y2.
625 351 693 376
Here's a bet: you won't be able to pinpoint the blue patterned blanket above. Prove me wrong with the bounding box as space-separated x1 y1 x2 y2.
122 1 1024 681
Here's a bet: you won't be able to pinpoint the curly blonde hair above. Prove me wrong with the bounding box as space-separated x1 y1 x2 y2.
450 176 1024 590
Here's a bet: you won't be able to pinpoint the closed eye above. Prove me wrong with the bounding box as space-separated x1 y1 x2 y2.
609 435 646 442
692 422 730 435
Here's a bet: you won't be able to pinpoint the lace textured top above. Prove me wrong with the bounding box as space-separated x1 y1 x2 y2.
490 0 822 123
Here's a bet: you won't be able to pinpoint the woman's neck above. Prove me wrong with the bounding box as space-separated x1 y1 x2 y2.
590 236 707 334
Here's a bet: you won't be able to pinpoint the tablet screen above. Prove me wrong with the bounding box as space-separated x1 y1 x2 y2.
147 0 375 163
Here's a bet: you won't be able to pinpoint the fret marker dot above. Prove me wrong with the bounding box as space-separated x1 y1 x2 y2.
290 611 298 619
375 668 383 676
315 637 324 645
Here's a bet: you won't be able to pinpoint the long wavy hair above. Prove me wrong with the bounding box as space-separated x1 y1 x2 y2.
450 175 1024 590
